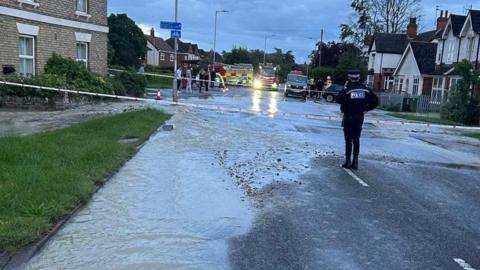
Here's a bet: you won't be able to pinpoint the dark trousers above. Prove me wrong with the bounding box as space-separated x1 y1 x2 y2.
199 78 208 92
343 114 364 157
176 79 181 90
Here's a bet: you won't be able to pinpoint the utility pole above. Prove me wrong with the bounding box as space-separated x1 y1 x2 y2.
263 34 275 64
318 29 323 68
213 10 228 64
173 0 179 102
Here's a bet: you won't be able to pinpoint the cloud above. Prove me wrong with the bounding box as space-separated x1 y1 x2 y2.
109 0 477 64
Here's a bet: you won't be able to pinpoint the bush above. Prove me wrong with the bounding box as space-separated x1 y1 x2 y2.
441 61 480 125
0 74 66 98
112 71 147 97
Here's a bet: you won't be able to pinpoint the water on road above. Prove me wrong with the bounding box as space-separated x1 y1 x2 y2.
22 87 480 270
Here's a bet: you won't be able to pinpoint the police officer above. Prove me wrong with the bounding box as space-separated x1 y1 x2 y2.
336 70 378 170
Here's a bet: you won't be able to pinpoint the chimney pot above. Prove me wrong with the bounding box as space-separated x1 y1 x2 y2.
437 11 448 31
150 28 155 37
407 17 418 39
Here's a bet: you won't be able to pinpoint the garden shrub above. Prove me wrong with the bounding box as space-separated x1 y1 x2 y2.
113 71 147 97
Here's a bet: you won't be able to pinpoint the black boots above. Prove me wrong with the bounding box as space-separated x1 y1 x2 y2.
342 155 352 168
342 155 359 170
350 156 359 170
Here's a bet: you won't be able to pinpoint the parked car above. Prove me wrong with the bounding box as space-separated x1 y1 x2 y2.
322 84 344 102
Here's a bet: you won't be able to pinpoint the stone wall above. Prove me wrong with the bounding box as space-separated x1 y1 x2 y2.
0 94 107 110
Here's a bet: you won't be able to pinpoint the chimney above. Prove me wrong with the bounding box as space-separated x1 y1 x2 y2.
407 17 418 39
437 10 448 31
150 28 155 38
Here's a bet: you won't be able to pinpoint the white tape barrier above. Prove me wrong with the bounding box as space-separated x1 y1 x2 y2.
2 80 480 131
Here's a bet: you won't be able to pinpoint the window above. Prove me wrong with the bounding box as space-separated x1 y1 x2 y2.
466 38 474 60
446 39 455 63
412 77 420 96
76 42 88 67
185 55 188 60
170 54 174 62
383 76 395 91
366 75 374 88
76 0 87 13
450 77 460 91
19 36 35 77
394 77 404 93
431 77 444 103
160 53 165 61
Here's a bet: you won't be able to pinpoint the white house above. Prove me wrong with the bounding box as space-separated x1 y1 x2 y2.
459 10 480 65
393 42 437 97
367 15 447 92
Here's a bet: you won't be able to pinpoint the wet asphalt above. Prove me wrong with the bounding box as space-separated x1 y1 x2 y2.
19 87 480 270
229 156 480 270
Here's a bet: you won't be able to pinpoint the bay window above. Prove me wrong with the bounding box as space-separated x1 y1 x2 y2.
431 77 444 103
412 77 420 96
19 36 35 77
383 76 395 91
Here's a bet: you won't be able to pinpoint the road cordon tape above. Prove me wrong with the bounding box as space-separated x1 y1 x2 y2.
1 80 480 131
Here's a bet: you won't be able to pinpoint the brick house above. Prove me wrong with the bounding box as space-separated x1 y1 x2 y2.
0 0 109 77
145 29 174 67
367 16 445 92
165 38 200 65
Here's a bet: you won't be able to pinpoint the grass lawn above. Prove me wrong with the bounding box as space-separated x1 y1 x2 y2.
463 132 480 140
387 112 463 126
146 75 174 89
0 109 170 253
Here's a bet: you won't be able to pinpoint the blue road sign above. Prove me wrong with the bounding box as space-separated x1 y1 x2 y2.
171 30 181 39
160 21 181 30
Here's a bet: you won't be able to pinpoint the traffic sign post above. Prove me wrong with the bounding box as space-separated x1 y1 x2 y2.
160 21 181 30
171 30 181 39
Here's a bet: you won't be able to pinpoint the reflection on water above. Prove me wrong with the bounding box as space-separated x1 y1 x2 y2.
268 91 278 117
251 90 262 112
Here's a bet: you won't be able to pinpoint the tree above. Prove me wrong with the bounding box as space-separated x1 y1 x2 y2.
441 61 480 125
108 14 147 68
310 41 355 68
340 0 423 47
333 45 368 84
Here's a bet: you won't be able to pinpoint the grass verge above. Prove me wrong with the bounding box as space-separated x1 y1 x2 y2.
387 112 463 126
146 75 174 89
0 109 171 253
463 132 480 140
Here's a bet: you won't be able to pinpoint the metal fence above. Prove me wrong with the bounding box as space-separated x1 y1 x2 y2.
379 93 447 114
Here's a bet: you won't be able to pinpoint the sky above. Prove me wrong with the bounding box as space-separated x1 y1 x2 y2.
108 0 478 63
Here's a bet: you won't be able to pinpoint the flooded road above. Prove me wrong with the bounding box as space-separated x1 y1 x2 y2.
21 87 480 270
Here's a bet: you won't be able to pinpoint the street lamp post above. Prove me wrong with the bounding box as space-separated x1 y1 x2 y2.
213 10 228 64
263 34 275 64
173 0 179 102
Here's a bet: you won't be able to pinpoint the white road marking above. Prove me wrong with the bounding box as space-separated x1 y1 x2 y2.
454 258 477 270
342 168 369 187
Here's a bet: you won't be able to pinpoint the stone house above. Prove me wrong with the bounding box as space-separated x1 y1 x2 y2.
0 0 109 77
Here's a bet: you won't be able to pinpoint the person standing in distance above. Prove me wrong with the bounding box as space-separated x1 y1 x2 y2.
336 70 378 170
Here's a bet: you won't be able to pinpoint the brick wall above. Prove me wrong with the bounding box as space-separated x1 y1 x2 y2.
0 16 107 76
0 0 107 26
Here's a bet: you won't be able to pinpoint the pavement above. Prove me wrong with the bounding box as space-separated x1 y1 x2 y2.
9 86 480 270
